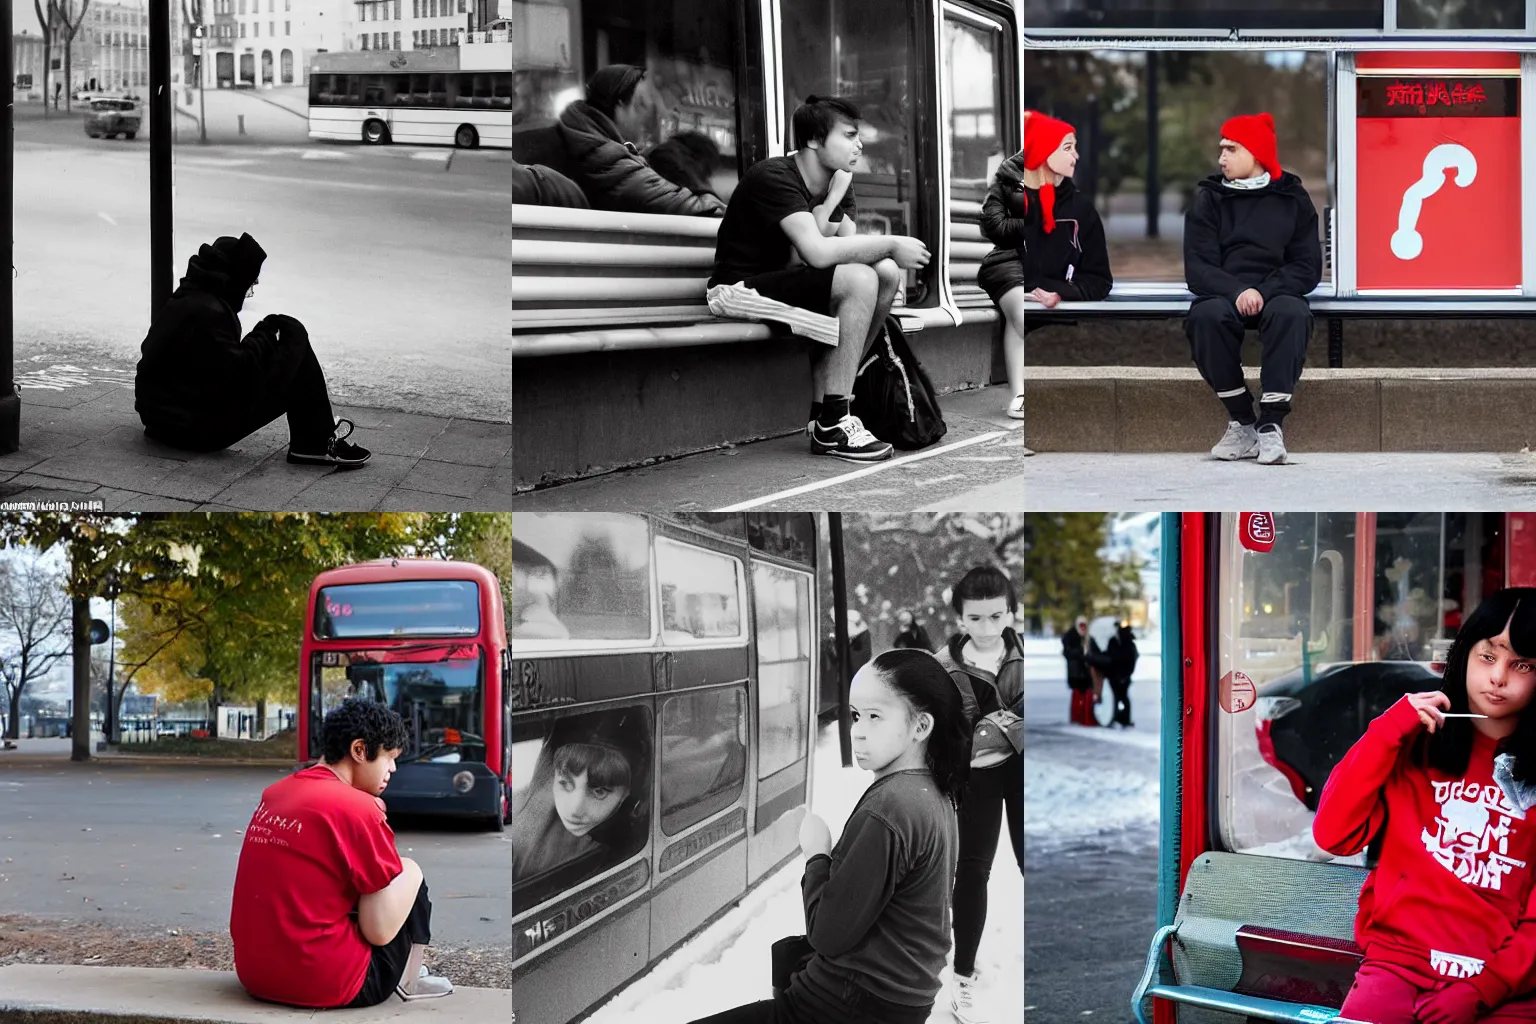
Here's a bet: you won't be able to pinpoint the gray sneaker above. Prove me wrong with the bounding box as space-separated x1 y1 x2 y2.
397 964 454 1001
1211 420 1259 461
1257 425 1288 465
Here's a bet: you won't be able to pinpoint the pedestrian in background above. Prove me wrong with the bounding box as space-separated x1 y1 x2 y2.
1105 621 1138 728
893 608 934 651
1061 616 1096 726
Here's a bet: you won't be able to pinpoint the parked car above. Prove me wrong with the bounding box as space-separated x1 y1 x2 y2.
85 98 140 140
1254 659 1444 810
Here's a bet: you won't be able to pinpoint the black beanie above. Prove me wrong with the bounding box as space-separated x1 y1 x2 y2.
210 232 266 291
585 64 646 121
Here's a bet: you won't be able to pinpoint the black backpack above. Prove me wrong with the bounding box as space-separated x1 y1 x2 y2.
851 313 947 450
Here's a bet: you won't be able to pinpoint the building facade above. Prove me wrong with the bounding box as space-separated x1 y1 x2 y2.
199 0 356 88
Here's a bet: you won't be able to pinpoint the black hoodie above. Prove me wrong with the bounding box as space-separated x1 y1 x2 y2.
982 160 1113 302
1183 171 1323 303
555 101 726 217
135 239 293 435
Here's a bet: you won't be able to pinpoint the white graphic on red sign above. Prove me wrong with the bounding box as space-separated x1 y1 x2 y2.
1393 144 1477 260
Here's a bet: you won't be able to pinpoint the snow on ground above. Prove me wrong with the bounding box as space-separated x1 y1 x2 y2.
586 720 1023 1024
1023 756 1162 857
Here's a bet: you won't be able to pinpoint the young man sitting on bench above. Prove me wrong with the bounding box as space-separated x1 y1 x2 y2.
230 698 452 1008
708 95 932 463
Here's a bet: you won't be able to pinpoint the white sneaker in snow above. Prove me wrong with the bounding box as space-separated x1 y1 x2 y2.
951 969 990 1024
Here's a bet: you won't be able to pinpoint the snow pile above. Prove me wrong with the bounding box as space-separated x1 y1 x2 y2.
586 722 1022 1023
1024 755 1160 856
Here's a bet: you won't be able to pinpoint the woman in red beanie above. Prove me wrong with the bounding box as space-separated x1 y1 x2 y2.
980 111 1112 421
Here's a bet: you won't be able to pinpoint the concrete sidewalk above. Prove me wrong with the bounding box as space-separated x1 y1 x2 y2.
0 965 510 1023
0 378 508 511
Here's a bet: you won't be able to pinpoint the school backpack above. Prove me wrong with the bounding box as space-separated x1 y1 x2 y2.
851 313 947 450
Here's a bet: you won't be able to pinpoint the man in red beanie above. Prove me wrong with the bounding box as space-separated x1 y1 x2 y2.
1182 111 1321 466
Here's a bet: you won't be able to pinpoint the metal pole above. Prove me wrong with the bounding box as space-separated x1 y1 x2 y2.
150 0 173 315
1145 51 1160 240
829 514 852 768
107 592 116 744
0 0 20 455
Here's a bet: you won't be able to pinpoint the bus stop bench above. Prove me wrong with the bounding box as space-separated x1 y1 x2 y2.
1132 851 1367 1024
0 964 512 1023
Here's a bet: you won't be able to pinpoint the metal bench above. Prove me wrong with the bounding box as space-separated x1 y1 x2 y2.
1132 851 1368 1024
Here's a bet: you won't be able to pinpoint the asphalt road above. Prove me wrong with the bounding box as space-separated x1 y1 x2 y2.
12 110 511 424
0 758 512 948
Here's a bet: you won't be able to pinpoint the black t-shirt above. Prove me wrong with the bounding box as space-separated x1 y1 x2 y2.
711 155 858 284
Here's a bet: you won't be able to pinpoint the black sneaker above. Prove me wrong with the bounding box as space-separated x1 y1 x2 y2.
808 414 893 462
287 418 372 468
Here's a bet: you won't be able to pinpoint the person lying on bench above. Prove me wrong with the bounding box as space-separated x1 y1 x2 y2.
230 698 452 1007
707 95 930 463
1183 112 1321 466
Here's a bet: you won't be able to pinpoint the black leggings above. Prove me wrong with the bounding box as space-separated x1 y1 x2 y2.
684 967 931 1024
342 878 434 1008
952 783 1024 978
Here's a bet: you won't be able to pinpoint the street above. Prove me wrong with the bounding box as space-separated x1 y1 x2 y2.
511 387 1025 510
0 756 511 947
1024 636 1162 1022
12 106 511 424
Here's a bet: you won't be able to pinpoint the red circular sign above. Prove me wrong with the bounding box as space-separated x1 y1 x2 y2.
1221 671 1257 714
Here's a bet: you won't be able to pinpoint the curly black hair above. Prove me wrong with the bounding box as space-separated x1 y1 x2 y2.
322 698 409 764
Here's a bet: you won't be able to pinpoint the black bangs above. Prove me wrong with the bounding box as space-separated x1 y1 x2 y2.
1508 592 1536 659
1426 587 1536 783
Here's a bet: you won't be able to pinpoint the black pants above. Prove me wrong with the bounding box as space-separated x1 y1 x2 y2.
146 326 336 453
1109 676 1133 726
953 771 1024 978
684 966 932 1024
1185 294 1311 427
342 878 433 1008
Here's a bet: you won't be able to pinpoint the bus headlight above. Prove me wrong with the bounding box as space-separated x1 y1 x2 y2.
453 770 475 793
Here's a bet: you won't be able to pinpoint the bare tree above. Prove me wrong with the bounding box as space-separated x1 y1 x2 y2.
33 0 55 117
0 557 73 740
50 0 93 114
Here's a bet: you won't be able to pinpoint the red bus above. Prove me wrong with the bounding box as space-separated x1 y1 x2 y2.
297 558 512 830
1136 512 1536 1023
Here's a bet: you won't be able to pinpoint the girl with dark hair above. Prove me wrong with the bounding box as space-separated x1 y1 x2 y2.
685 649 967 1024
1314 588 1536 1024
934 565 1023 1024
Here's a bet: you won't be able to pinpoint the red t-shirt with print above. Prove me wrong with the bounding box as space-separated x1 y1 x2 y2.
230 763 404 1008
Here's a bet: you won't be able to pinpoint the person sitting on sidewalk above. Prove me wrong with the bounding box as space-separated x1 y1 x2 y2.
1183 113 1322 466
135 232 371 467
707 95 931 463
230 698 452 1007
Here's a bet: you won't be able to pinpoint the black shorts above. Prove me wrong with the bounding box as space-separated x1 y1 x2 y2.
720 265 838 317
342 878 434 1008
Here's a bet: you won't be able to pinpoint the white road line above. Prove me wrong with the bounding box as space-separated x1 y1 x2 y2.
715 431 1011 510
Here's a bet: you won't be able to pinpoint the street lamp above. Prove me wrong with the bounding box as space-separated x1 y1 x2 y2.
194 22 207 143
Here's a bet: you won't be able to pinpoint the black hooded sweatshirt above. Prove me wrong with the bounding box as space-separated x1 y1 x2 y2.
1183 171 1323 303
135 242 293 435
982 161 1112 301
555 101 726 217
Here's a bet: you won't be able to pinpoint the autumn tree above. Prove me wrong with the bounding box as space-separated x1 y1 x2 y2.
1023 513 1143 634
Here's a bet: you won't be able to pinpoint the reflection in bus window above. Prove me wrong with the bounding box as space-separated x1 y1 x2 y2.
660 688 747 835
510 513 651 642
1398 0 1524 29
782 0 929 302
746 513 817 565
510 0 743 191
1217 513 1509 861
1023 50 1328 284
657 539 743 642
313 649 485 762
944 11 1006 205
754 562 813 780
511 706 653 910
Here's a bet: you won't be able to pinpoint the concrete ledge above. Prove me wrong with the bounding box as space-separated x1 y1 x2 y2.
1025 366 1536 452
0 965 511 1023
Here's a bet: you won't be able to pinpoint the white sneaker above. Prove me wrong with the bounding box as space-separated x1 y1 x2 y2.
951 969 990 1024
1210 420 1259 461
1006 394 1024 420
397 964 454 1001
1256 425 1288 465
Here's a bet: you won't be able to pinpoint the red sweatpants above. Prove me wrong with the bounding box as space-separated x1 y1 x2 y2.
1340 961 1536 1023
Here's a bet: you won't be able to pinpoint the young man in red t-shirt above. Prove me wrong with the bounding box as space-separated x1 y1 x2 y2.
230 698 452 1007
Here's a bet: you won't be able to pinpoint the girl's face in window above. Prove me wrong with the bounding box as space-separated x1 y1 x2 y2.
553 767 630 837
1467 625 1536 720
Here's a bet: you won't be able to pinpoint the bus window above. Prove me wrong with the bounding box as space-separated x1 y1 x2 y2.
782 0 931 303
659 687 747 835
314 580 480 639
491 71 512 110
944 8 1008 206
510 513 651 643
754 562 813 780
1023 50 1328 286
363 74 388 105
666 513 746 539
657 539 743 643
1215 513 1503 861
746 513 816 565
511 705 653 910
311 73 332 105
455 72 493 109
391 74 412 106
1398 0 1524 29
416 73 448 107
311 647 486 762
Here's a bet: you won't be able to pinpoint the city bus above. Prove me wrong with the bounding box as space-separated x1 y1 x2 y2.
1134 512 1536 1023
307 40 512 149
297 558 512 830
511 512 849 1024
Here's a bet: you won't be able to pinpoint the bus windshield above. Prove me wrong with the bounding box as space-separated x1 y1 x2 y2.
312 644 485 763
315 579 480 639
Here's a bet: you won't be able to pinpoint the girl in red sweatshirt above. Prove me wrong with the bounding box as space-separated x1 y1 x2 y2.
1313 587 1536 1024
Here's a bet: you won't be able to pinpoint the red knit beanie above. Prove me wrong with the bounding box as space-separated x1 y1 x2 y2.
1220 112 1281 180
1022 109 1076 234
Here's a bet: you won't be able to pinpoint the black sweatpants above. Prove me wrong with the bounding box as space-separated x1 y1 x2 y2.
146 323 336 453
1109 675 1133 726
683 965 932 1024
1185 294 1311 428
342 877 434 1008
952 763 1024 978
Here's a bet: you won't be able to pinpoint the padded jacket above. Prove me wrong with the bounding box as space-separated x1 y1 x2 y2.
555 102 726 217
